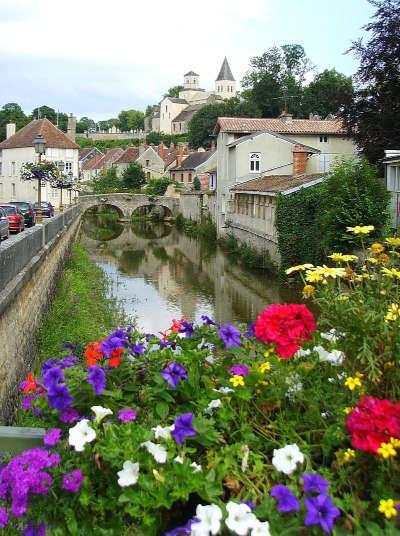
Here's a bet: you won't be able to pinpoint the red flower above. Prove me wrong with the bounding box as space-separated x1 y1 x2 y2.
23 372 37 394
170 318 186 333
109 347 123 368
346 396 400 453
254 304 317 358
84 341 104 367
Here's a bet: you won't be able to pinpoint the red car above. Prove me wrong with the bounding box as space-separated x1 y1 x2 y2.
0 204 25 233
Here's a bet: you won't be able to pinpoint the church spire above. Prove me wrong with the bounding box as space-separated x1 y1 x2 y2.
216 57 235 81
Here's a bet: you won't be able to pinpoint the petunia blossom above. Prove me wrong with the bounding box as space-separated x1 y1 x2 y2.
43 428 62 448
225 501 257 536
191 504 222 536
272 444 304 475
270 484 300 513
118 408 138 422
91 406 113 423
62 469 84 493
68 419 96 452
171 413 197 445
87 366 106 395
161 362 188 388
302 473 330 495
218 325 241 349
117 461 139 487
304 494 340 533
141 441 168 463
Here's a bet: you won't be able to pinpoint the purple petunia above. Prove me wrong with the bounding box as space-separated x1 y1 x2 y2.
0 506 8 528
23 521 46 536
59 407 80 423
87 366 106 395
57 356 79 369
270 484 300 513
218 324 241 349
201 315 217 326
41 358 58 376
172 413 197 445
118 408 138 422
47 383 73 411
165 518 199 536
100 329 128 356
62 469 84 493
60 342 78 351
161 362 188 388
229 364 250 376
304 494 340 534
43 428 62 448
43 367 64 389
179 321 194 338
131 344 145 356
21 395 35 411
159 339 173 349
243 323 256 338
241 500 256 509
302 473 330 495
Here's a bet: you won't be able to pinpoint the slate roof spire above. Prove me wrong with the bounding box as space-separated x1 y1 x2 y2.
216 57 235 81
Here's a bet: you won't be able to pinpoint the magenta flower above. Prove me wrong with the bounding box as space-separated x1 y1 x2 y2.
302 473 330 495
59 407 80 423
171 413 197 445
118 409 138 422
270 484 300 513
62 469 84 493
23 521 46 536
304 494 340 533
218 325 241 349
0 507 8 528
43 428 62 448
229 364 250 376
161 362 188 387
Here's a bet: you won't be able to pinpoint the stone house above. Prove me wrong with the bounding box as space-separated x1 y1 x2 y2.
383 150 400 228
0 118 79 208
169 149 217 188
79 147 103 172
114 143 181 180
80 147 123 184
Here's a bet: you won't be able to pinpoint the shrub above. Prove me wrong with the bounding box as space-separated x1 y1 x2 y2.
144 177 171 197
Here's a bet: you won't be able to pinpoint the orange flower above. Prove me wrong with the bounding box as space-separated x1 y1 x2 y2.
84 341 104 366
23 372 37 394
170 318 186 333
109 347 123 368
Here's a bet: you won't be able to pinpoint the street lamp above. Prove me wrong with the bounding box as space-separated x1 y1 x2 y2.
33 134 46 224
57 161 65 212
68 171 73 206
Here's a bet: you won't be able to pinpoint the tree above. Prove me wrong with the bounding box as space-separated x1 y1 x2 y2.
31 105 57 123
91 167 121 194
188 97 260 148
121 162 146 191
0 103 29 141
164 86 184 98
242 44 313 117
76 117 96 133
341 0 400 164
145 178 171 196
193 176 201 190
118 110 145 132
302 69 354 118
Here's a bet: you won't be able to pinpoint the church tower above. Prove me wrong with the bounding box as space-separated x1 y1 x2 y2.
184 70 200 90
215 57 235 100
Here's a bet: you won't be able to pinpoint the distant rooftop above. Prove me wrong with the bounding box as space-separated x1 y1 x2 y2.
184 70 199 76
216 57 235 81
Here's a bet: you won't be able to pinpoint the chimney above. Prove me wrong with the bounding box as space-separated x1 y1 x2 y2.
67 114 77 141
158 143 164 160
6 123 16 139
292 146 308 177
279 111 293 125
211 140 216 151
177 144 184 167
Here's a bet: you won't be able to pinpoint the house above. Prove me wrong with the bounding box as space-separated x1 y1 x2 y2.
0 118 79 208
114 143 182 181
213 114 358 237
169 148 217 189
113 146 139 176
383 150 400 228
80 147 123 184
79 147 104 171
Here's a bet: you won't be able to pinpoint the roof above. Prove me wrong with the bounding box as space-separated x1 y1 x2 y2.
214 117 347 136
185 71 199 76
114 146 139 164
82 154 102 171
0 118 80 150
167 97 188 104
230 173 326 195
227 130 319 153
170 150 215 171
172 103 205 123
216 57 235 81
163 149 179 169
94 148 124 169
79 148 93 160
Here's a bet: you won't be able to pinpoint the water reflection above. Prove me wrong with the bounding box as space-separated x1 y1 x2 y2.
80 214 298 333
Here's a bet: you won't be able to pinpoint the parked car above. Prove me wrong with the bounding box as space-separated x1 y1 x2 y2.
0 207 9 240
0 204 25 233
8 201 36 227
33 201 55 218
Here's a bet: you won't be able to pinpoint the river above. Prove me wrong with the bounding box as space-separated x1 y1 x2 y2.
80 212 298 333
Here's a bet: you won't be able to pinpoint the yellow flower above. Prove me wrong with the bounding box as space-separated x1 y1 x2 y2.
385 303 400 322
257 380 269 387
343 407 353 415
263 348 274 358
328 253 358 263
377 442 397 459
229 375 245 387
338 295 349 301
346 225 375 235
285 263 314 275
345 376 362 391
377 253 390 265
381 267 400 279
369 243 384 253
386 237 400 247
390 437 400 448
366 257 378 264
313 265 347 279
302 285 315 299
305 270 324 283
259 362 271 374
342 448 356 463
378 499 398 519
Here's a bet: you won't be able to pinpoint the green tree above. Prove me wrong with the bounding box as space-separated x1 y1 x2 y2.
31 105 57 123
193 176 201 190
91 167 122 194
121 162 146 191
77 117 96 133
241 44 312 117
342 0 400 165
302 69 354 118
164 85 184 98
0 102 29 141
145 177 171 196
118 110 145 131
188 97 260 148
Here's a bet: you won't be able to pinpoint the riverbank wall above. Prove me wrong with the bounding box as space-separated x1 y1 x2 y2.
0 206 81 424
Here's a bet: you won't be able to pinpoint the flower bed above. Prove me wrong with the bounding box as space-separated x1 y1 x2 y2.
1 228 400 535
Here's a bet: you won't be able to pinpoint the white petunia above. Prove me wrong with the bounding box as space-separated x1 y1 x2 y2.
213 386 234 395
191 504 222 536
205 399 222 413
272 444 304 475
172 345 182 356
68 419 96 452
250 520 271 536
148 344 160 353
141 441 167 463
152 424 174 440
190 462 202 473
320 328 339 343
294 348 311 358
225 502 257 536
174 455 184 464
313 345 344 366
91 406 113 423
117 461 139 487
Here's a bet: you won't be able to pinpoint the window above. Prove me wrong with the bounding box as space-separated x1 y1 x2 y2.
173 124 176 132
12 183 16 196
188 173 192 182
249 153 260 173
179 123 182 132
180 173 184 182
65 162 72 172
319 135 328 143
0 162 2 175
146 160 150 167
166 105 168 112
11 162 16 175
172 173 176 180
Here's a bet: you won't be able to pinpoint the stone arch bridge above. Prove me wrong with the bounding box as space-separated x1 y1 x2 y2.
79 193 180 219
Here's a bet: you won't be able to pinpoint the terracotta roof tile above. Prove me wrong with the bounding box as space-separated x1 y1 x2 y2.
0 118 80 149
214 117 346 136
230 173 326 194
114 146 139 164
94 148 124 169
79 148 93 160
82 154 102 171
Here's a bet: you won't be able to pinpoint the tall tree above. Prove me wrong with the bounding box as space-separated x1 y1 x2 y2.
31 105 57 123
121 162 146 191
0 103 29 141
342 0 400 164
76 117 96 133
164 85 184 98
302 69 354 118
118 110 145 132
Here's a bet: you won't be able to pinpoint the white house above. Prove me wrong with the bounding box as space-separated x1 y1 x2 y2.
383 150 400 228
0 118 79 208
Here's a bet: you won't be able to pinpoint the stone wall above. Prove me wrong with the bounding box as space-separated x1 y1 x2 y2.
179 193 202 221
226 223 280 264
0 206 81 423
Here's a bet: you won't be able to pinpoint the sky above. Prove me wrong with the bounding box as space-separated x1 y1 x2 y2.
0 0 375 121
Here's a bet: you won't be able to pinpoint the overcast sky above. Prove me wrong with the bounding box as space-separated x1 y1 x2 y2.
0 0 374 121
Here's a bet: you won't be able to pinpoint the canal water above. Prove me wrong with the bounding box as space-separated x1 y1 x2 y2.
80 212 298 333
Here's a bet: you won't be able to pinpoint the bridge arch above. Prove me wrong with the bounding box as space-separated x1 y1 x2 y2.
132 204 173 220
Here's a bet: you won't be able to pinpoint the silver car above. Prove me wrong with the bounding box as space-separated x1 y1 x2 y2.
0 207 9 240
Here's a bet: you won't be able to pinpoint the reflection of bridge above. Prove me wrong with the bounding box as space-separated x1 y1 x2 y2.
79 193 180 219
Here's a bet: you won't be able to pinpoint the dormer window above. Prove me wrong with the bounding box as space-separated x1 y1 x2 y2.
249 153 260 173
